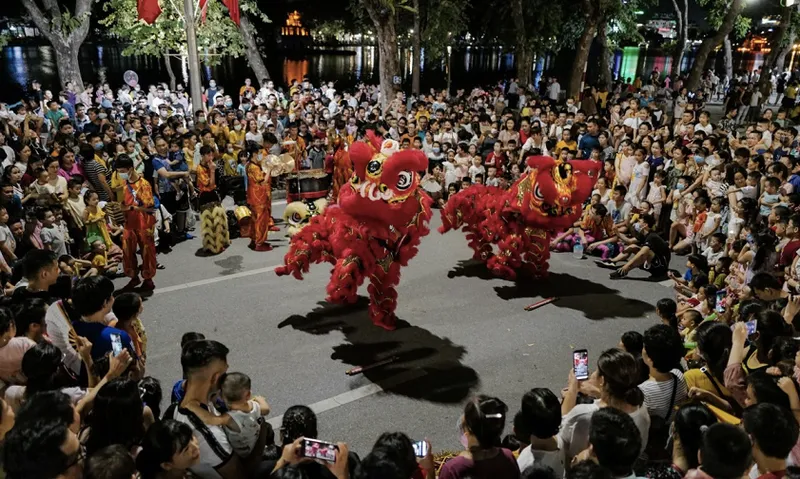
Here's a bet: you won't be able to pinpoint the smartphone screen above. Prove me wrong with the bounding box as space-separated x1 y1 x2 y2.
302 438 338 463
413 441 428 458
573 349 589 381
110 333 123 357
715 291 726 313
745 319 758 336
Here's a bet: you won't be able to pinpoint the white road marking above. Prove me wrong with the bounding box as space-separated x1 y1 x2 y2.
153 264 281 295
265 369 427 428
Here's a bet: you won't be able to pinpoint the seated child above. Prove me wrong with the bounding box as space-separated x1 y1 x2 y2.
710 256 732 289
111 292 148 365
88 240 120 276
678 310 704 345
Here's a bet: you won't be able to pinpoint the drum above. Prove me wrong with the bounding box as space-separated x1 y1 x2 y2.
286 169 332 202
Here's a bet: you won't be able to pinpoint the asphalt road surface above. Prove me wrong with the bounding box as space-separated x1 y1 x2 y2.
127 199 668 456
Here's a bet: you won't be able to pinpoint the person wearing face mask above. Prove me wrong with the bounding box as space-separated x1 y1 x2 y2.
116 155 158 291
228 120 246 154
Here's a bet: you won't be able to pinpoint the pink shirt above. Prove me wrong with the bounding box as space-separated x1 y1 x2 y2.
58 162 85 182
0 337 36 385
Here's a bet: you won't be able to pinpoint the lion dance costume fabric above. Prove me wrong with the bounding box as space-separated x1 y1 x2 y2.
276 133 432 330
440 155 601 280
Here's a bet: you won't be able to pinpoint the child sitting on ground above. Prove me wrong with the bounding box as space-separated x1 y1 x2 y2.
656 298 678 330
88 240 120 276
710 256 732 289
678 310 704 345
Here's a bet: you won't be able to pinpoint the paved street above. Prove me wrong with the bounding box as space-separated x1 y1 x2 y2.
131 199 668 456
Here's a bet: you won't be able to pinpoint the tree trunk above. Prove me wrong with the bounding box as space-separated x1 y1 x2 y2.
756 6 792 106
777 31 796 75
20 0 92 91
670 0 685 76
723 35 733 80
164 54 177 90
52 43 84 91
362 0 401 111
597 20 613 87
568 0 600 99
411 0 421 95
239 14 271 85
510 0 532 87
686 0 746 91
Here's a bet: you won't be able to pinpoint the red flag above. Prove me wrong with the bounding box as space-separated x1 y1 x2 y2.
137 0 162 24
221 0 240 26
199 0 209 24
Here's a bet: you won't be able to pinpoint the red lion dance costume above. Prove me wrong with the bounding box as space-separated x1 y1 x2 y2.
276 133 432 330
440 155 601 280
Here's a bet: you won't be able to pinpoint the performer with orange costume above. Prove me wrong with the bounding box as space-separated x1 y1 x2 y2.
246 144 273 252
116 154 157 291
329 133 352 202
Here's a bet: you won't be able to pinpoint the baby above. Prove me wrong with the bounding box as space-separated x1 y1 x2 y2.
188 372 270 457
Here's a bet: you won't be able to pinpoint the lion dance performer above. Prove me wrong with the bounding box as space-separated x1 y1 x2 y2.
116 155 157 291
197 145 230 254
440 155 601 280
329 132 352 203
246 144 275 251
276 133 432 330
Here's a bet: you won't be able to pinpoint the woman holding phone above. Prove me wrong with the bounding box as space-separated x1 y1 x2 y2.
560 348 650 464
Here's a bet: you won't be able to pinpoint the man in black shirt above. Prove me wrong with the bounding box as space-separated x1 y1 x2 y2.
11 250 59 304
610 214 670 279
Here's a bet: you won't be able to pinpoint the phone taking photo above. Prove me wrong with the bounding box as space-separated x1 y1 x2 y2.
110 333 123 357
302 438 338 463
413 440 428 458
573 349 589 381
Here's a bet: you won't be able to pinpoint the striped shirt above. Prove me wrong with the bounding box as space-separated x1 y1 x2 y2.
83 159 110 201
639 369 688 421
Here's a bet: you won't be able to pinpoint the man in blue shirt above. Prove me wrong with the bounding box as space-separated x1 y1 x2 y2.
578 118 601 159
71 276 138 365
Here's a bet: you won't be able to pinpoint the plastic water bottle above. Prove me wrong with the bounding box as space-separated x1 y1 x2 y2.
573 242 584 259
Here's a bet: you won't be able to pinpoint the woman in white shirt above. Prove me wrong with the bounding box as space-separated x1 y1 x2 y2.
560 348 650 464
245 120 263 147
43 157 68 205
516 388 566 478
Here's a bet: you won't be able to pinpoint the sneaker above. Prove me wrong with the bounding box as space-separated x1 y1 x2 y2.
269 226 280 232
185 233 195 240
595 259 617 269
609 268 628 280
255 243 273 252
141 279 155 291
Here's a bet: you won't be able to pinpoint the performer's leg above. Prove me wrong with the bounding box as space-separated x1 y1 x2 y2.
367 266 399 330
122 228 140 289
139 228 157 283
325 253 365 305
251 205 271 251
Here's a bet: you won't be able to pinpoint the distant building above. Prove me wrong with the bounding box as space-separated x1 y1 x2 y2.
0 17 39 39
281 11 308 37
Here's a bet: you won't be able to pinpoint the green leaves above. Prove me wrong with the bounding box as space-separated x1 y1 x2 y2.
100 0 264 63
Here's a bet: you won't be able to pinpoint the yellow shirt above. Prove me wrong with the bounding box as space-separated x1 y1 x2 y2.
92 252 108 268
222 153 237 177
228 130 246 152
110 171 125 202
182 147 196 171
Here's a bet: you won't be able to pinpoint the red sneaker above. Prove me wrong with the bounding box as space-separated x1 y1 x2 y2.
122 277 141 291
141 279 156 291
269 226 280 232
254 243 273 252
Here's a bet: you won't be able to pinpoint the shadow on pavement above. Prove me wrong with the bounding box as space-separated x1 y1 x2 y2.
278 297 480 403
214 255 244 276
448 260 654 320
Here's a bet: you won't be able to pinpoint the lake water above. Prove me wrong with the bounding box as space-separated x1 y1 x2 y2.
1 43 768 102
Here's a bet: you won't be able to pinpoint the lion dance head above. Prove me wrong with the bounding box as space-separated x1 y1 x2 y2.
510 155 602 229
339 132 432 234
284 198 328 236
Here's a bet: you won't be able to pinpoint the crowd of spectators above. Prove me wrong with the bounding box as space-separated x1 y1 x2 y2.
0 66 800 479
